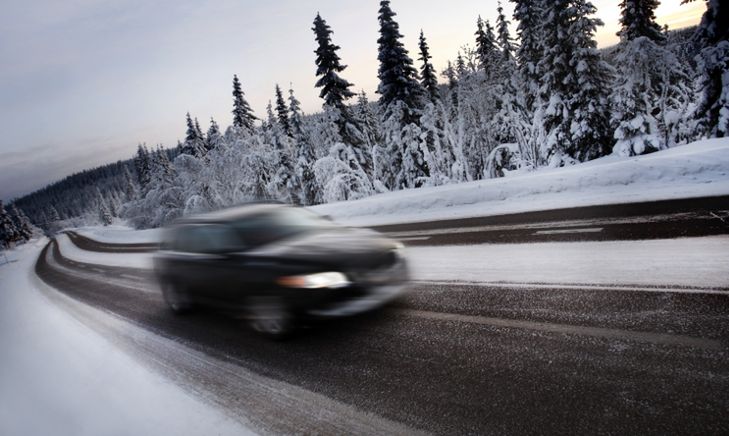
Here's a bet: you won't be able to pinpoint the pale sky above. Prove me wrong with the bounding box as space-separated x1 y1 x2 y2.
0 0 705 201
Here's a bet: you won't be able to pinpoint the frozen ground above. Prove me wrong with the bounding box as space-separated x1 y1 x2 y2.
314 138 729 226
0 241 251 436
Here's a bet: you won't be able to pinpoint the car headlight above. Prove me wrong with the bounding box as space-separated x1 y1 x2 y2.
276 272 351 289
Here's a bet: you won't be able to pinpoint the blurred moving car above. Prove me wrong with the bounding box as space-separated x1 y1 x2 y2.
154 203 408 338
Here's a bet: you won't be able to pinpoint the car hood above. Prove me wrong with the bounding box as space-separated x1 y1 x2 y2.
245 227 400 270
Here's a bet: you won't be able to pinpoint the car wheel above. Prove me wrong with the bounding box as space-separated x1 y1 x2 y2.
248 301 294 339
162 281 193 314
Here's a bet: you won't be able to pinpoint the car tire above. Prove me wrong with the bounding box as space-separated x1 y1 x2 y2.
248 300 294 340
162 281 193 314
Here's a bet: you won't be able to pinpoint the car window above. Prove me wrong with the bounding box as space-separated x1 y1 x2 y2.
173 224 242 253
231 208 334 247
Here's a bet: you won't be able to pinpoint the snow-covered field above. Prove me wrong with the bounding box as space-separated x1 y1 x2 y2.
0 241 250 436
315 138 729 226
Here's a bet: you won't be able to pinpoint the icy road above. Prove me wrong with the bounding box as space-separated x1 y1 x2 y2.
29 197 729 435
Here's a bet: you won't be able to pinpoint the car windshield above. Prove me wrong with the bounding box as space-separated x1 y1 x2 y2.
231 208 334 248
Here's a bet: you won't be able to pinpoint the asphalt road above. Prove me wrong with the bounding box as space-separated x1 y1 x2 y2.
66 196 729 250
37 199 729 435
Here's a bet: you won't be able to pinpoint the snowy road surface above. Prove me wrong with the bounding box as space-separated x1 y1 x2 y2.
21 197 729 435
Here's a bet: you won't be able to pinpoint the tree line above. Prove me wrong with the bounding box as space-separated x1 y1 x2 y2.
6 0 728 235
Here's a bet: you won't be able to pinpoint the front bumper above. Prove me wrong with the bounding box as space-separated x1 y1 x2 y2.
306 259 409 318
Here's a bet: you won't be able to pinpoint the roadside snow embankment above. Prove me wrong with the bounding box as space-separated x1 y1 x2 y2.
314 138 729 227
73 225 161 244
56 233 153 269
0 241 249 436
407 236 729 291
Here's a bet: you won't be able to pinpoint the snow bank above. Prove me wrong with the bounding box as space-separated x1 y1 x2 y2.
56 233 153 269
314 138 729 226
407 236 729 290
0 241 250 436
74 225 161 244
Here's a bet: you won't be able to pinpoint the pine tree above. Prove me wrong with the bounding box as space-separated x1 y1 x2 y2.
232 74 257 131
312 13 356 112
181 113 206 157
288 86 305 138
194 117 204 142
274 84 291 135
496 2 517 62
418 30 440 103
512 0 545 106
9 204 33 241
538 0 613 163
683 0 729 137
377 0 425 123
206 117 222 151
134 144 152 188
0 201 19 248
97 191 113 226
618 0 664 43
475 17 499 76
612 0 693 155
48 205 61 222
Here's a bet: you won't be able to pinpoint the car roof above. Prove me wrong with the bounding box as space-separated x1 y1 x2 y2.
173 203 286 225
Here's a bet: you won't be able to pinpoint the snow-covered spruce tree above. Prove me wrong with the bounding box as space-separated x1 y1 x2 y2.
418 30 440 103
312 13 356 113
48 205 61 222
232 74 257 131
611 0 693 156
181 113 207 157
122 165 138 201
496 2 517 63
96 191 113 226
133 144 152 189
512 0 545 110
353 91 382 149
288 87 318 205
194 118 204 143
9 203 34 241
475 17 499 78
312 13 372 178
377 0 428 189
538 0 613 164
618 0 665 43
274 84 291 136
206 117 223 151
0 201 19 248
683 0 729 137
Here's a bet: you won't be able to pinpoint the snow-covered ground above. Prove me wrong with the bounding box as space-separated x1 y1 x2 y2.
0 241 251 436
74 225 161 244
314 138 729 226
56 233 154 269
408 237 729 291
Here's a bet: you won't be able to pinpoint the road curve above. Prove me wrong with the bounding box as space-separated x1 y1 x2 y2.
33 234 729 435
66 196 729 251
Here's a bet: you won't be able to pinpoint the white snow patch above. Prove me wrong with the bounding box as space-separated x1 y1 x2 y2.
56 233 153 270
313 138 729 227
407 236 729 289
74 225 161 244
0 240 252 436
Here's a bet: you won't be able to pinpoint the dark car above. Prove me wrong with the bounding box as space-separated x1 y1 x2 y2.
154 203 408 337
